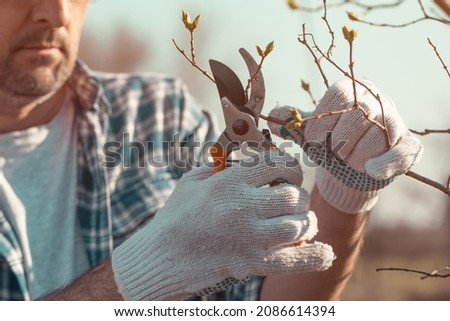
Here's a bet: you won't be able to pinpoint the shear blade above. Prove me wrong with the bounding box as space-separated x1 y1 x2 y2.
209 59 246 107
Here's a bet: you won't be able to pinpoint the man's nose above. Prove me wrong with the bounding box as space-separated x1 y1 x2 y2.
31 0 71 28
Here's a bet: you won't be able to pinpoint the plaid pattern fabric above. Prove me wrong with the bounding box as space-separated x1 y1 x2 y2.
0 61 263 301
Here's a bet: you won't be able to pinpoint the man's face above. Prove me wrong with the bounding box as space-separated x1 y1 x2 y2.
0 0 89 102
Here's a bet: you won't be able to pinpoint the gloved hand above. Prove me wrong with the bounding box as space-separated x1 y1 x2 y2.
111 150 335 300
268 78 423 214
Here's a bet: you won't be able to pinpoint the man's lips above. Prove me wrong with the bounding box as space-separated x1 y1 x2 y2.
16 43 63 53
13 47 64 62
22 46 59 50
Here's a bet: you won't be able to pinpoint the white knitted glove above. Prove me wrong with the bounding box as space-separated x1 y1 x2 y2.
111 150 335 300
268 78 423 213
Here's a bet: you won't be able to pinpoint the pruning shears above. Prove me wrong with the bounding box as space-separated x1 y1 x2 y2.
209 48 278 173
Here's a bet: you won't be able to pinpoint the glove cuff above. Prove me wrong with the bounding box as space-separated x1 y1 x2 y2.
315 167 379 214
111 227 190 301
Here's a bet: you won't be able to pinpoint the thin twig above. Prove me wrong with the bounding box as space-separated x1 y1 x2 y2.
359 16 427 28
298 0 405 13
301 80 318 106
300 30 393 148
346 0 405 13
189 31 196 64
377 267 450 279
376 92 390 148
427 38 450 79
356 0 450 27
422 267 450 280
300 1 393 146
417 0 426 12
261 105 358 126
314 34 392 146
322 0 336 57
260 114 286 125
349 39 358 107
245 56 266 101
306 88 318 106
405 171 450 196
303 105 355 122
172 39 215 83
298 25 330 89
410 128 450 135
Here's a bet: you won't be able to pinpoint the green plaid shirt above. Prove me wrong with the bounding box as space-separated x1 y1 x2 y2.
0 61 262 301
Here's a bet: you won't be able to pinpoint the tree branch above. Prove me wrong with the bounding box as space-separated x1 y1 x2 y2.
354 0 450 27
405 171 450 196
322 0 336 57
299 29 393 148
295 0 405 13
172 39 215 83
377 267 450 279
298 25 330 89
410 128 450 135
427 38 450 79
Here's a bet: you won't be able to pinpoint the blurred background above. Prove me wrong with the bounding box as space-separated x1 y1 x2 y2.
81 0 450 299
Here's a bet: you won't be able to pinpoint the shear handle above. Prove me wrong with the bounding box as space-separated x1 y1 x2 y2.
210 132 239 173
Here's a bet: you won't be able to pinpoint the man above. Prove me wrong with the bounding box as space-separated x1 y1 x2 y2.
0 1 422 301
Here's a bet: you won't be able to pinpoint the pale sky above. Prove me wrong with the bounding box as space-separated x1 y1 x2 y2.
83 0 450 228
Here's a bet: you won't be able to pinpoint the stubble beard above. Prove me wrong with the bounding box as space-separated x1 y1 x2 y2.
0 29 75 107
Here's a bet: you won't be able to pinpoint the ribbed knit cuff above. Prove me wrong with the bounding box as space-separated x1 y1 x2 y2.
315 167 379 214
111 228 191 301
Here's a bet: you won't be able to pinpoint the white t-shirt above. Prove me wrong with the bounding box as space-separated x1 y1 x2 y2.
0 98 90 299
